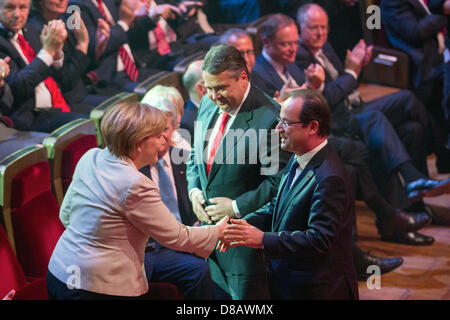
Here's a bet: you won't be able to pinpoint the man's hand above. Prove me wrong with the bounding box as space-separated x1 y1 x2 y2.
95 18 110 59
119 0 139 26
191 189 212 224
71 11 89 54
0 57 11 87
178 1 203 17
305 63 325 90
362 45 373 67
224 219 264 249
274 76 302 103
205 197 234 222
135 0 151 17
344 39 367 76
150 3 181 21
40 20 67 59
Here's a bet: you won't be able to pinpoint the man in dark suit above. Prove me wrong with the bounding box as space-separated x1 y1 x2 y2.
223 91 358 299
295 4 450 212
140 99 212 299
69 0 168 92
180 59 205 142
381 0 449 173
186 44 290 299
250 12 433 247
0 0 87 132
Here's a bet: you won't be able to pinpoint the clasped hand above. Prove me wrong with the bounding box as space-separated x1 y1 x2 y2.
216 219 264 253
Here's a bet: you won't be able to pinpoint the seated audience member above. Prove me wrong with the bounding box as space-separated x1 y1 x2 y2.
295 4 450 204
139 98 211 299
70 0 168 92
223 91 359 300
251 13 436 248
250 14 324 102
381 0 449 140
0 58 47 160
219 28 255 73
141 84 191 150
47 102 230 300
180 59 205 140
0 0 88 132
28 0 112 113
130 1 219 71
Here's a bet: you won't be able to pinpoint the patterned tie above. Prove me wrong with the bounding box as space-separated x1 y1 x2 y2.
156 158 182 222
206 112 230 176
17 34 70 112
153 22 171 55
97 0 139 81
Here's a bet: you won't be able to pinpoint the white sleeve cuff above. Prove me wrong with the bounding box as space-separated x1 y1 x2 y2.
344 69 358 80
189 187 202 201
232 200 241 218
37 49 53 67
52 52 64 69
117 20 130 32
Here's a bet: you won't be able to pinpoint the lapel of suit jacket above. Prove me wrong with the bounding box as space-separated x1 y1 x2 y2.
23 24 42 54
199 99 220 185
104 0 119 21
256 54 285 91
206 85 254 182
273 145 328 231
0 33 24 67
322 42 345 75
408 0 428 17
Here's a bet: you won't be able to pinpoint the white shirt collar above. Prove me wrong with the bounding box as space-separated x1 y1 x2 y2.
295 139 328 170
262 49 287 77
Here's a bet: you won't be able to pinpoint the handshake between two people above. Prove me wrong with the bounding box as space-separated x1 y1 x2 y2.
215 217 263 253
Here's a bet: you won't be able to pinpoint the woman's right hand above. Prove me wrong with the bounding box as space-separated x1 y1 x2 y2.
215 215 230 252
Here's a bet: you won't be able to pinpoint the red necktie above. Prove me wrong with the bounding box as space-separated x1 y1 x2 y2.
97 0 139 82
206 112 230 176
153 22 171 55
17 34 70 112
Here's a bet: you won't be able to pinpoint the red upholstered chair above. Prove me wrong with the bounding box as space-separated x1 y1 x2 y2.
147 283 184 300
0 225 48 300
43 119 98 205
0 145 64 278
0 224 48 300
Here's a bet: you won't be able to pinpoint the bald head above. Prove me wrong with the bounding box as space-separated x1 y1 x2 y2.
182 60 206 104
297 4 329 54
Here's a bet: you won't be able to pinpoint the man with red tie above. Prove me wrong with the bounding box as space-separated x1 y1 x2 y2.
0 0 87 132
186 44 290 299
70 0 178 92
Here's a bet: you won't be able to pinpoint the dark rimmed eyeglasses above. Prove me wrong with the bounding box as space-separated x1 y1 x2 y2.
277 117 303 127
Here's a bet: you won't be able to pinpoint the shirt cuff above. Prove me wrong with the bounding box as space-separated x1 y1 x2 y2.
344 69 358 80
117 20 130 32
52 52 64 69
189 187 202 202
37 49 54 67
232 200 241 218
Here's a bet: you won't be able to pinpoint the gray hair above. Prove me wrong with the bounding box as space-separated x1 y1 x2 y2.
218 28 251 44
297 3 327 28
150 97 179 128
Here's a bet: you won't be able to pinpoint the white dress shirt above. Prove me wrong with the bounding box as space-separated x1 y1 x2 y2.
290 139 328 187
9 30 64 109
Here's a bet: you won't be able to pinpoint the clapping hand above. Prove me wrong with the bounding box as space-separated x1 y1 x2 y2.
41 20 68 59
0 57 11 87
305 63 325 90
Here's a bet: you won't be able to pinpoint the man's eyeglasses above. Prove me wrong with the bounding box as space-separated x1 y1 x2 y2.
277 117 303 127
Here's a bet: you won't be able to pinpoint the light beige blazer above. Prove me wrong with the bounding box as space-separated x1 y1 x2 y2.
48 147 218 296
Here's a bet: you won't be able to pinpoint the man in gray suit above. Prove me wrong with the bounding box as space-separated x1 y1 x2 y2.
186 44 290 299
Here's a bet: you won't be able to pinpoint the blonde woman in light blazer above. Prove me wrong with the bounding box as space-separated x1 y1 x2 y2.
47 102 229 299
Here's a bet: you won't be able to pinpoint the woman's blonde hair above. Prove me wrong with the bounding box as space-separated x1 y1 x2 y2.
101 102 167 157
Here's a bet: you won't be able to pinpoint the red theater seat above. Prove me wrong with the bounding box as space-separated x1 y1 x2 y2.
43 119 98 205
0 145 64 278
0 224 48 300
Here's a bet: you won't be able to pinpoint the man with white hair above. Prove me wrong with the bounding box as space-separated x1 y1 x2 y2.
140 98 212 299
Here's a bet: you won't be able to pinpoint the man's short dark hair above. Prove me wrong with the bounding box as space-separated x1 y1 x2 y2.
260 13 296 41
291 90 331 137
202 44 249 78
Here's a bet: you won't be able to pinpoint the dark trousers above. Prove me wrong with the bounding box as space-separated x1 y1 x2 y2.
30 109 88 133
46 271 150 300
144 242 214 300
